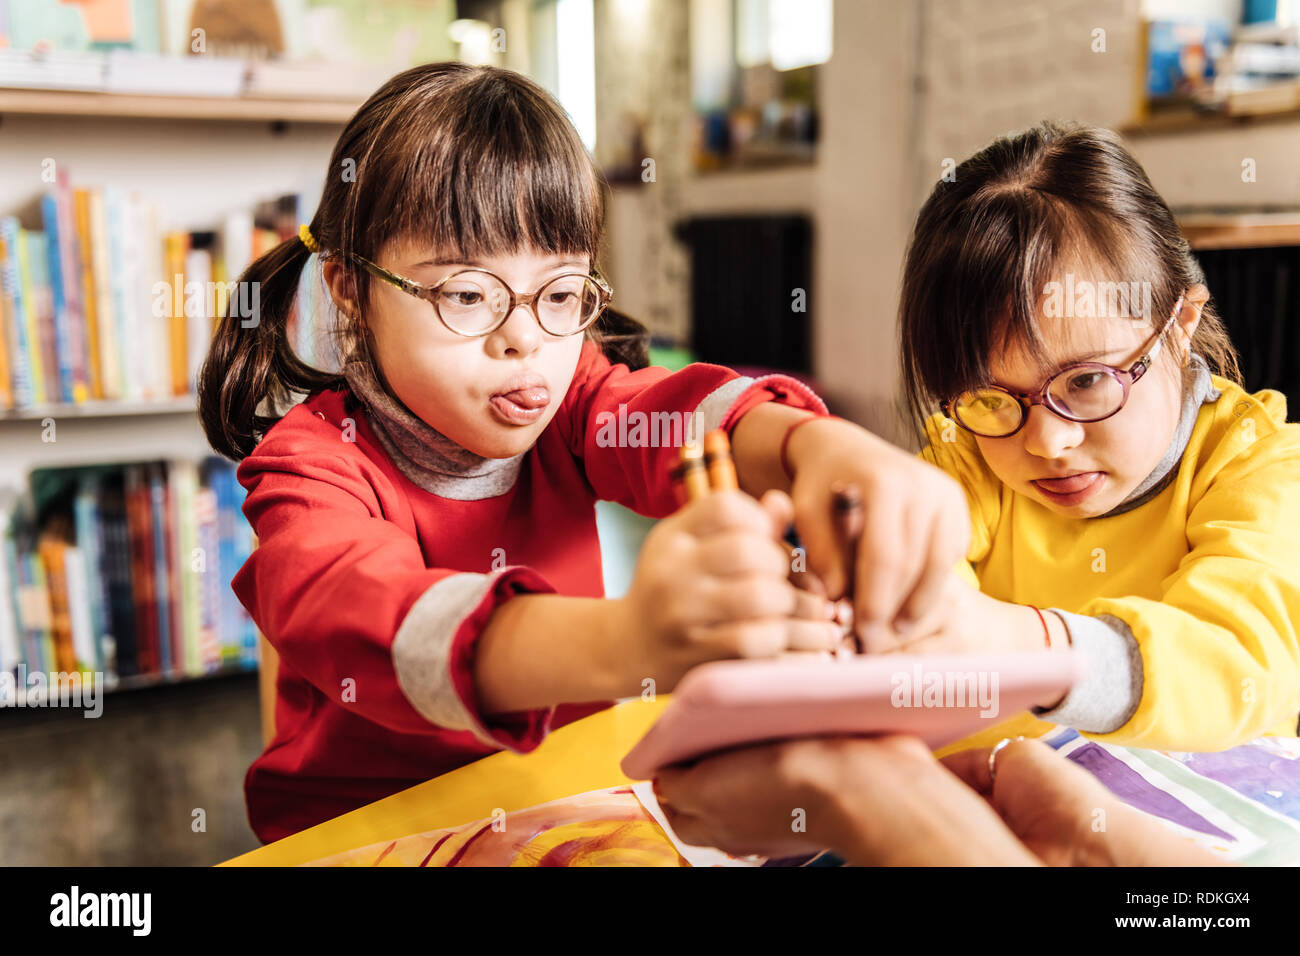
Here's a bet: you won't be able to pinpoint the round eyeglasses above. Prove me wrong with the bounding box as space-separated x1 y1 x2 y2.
942 294 1185 438
349 255 613 337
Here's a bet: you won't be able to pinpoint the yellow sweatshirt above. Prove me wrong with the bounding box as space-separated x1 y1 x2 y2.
922 371 1300 752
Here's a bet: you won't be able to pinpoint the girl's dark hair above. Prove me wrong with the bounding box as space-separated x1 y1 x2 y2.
200 62 647 460
899 120 1240 439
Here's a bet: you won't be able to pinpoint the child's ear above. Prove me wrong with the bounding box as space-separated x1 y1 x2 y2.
322 257 360 320
1176 283 1209 357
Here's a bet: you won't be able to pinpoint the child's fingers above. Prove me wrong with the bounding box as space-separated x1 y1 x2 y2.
704 576 799 623
792 586 836 622
792 501 848 600
790 566 827 595
851 504 910 637
675 489 772 538
695 532 790 579
856 468 970 638
861 626 903 654
783 618 842 652
691 618 790 658
757 488 795 539
689 612 839 659
889 512 952 635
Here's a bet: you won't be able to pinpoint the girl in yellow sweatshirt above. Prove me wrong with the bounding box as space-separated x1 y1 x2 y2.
896 121 1300 752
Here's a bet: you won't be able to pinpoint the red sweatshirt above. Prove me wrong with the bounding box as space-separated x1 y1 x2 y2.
234 342 825 843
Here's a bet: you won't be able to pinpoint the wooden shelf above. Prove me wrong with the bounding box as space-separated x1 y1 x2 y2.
0 87 359 124
1179 212 1300 250
1121 106 1300 137
0 397 198 422
0 662 257 710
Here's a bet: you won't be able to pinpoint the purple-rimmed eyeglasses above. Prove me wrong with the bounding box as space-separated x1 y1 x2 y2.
942 294 1185 438
350 254 613 338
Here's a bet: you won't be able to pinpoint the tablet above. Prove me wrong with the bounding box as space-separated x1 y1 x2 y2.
620 651 1085 779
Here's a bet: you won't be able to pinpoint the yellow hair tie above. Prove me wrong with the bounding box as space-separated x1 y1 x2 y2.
298 223 320 253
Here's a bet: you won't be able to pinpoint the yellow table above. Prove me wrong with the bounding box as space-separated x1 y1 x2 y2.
221 696 674 866
220 693 1300 866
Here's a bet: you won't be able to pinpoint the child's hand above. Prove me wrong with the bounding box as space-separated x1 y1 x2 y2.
883 572 1069 663
783 418 972 649
611 489 840 691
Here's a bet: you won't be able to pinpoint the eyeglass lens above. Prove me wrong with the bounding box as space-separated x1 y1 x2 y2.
951 365 1126 436
434 272 603 335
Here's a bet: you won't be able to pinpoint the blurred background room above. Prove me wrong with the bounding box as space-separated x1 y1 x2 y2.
0 0 1297 864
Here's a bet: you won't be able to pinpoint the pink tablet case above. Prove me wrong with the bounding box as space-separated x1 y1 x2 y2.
620 651 1086 779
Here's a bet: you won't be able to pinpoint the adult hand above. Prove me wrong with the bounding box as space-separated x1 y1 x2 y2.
655 735 1040 865
941 737 1227 866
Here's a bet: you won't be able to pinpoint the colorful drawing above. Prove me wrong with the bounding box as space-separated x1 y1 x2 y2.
1176 739 1300 823
304 732 1300 866
1044 728 1300 864
301 787 688 867
1067 741 1234 841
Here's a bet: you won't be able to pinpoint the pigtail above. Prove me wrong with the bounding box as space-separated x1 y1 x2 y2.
198 232 340 460
592 307 651 371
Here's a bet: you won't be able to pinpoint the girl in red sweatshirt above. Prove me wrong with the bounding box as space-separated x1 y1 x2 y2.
198 62 970 843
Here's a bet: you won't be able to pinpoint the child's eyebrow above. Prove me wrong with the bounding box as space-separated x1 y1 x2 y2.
414 257 589 271
994 347 1125 388
1063 347 1119 364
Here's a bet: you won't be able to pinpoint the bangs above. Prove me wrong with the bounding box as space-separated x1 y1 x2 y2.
343 67 602 266
902 178 1169 411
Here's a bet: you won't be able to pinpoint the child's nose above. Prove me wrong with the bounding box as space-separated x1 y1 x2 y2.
1020 404 1085 459
490 303 543 357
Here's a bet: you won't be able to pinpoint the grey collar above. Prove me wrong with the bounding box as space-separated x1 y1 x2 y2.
343 358 524 501
1098 353 1220 518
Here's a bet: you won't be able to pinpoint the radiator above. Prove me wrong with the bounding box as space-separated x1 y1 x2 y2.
1196 244 1300 410
675 215 813 374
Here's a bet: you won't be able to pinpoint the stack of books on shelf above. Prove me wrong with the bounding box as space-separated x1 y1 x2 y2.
0 0 450 101
0 457 257 697
0 169 304 411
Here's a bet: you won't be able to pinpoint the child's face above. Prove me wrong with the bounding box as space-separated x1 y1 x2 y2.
973 297 1201 518
355 242 589 459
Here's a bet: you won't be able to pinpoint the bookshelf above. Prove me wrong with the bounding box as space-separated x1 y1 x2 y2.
2 659 255 710
0 87 332 711
0 88 362 124
0 408 256 712
0 406 212 491
0 396 197 421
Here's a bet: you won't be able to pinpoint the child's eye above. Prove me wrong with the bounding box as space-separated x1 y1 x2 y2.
1067 371 1105 391
442 289 485 307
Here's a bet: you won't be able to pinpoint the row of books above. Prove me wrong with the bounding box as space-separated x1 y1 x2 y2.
0 457 257 689
0 172 303 410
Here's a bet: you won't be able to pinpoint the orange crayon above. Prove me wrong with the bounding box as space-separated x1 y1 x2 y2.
703 429 738 492
674 441 711 503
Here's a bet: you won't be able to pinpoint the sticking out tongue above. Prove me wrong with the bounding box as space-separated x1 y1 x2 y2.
496 387 549 410
1035 473 1099 494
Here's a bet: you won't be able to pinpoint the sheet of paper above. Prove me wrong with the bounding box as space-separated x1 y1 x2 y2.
629 780 766 867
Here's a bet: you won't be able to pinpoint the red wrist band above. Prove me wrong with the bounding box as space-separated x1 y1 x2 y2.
780 414 835 479
1028 604 1051 648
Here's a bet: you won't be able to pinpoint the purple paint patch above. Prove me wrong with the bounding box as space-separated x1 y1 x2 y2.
1182 744 1300 822
1069 742 1234 841
1046 728 1080 750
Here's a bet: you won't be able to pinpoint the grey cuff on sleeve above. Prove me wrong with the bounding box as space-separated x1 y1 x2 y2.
692 377 756 437
1032 610 1144 734
391 571 514 750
